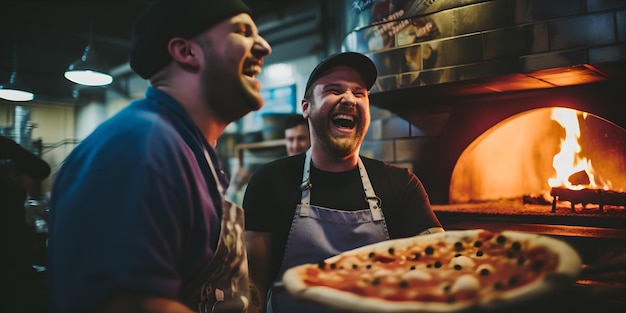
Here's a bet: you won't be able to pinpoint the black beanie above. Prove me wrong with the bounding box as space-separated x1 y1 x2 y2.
130 0 252 79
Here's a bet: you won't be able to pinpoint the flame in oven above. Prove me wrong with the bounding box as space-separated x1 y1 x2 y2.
547 108 611 191
449 107 626 204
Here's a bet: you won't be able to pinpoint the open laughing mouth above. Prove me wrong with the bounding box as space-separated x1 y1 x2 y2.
332 114 356 130
242 60 261 78
243 63 261 78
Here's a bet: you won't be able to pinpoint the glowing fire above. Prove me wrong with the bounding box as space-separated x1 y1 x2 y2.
548 108 610 190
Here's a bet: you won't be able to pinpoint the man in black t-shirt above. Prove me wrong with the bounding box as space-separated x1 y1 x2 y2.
243 52 444 313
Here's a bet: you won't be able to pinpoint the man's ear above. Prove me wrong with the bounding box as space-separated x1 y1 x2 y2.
301 99 310 118
167 37 200 68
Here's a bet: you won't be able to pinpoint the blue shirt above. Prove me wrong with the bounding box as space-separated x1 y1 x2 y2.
47 87 228 312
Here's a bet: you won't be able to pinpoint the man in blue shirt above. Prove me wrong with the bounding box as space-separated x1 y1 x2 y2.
47 1 271 312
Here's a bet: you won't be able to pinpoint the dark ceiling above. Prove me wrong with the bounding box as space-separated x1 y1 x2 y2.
0 0 294 104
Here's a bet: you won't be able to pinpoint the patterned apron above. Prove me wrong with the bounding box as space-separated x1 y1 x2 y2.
268 149 391 313
193 150 251 313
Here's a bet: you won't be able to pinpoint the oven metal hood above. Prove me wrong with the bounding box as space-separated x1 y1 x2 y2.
370 60 626 112
340 0 626 109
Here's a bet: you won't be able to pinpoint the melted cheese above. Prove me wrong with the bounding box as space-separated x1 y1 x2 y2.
449 255 476 270
401 269 432 281
450 274 481 293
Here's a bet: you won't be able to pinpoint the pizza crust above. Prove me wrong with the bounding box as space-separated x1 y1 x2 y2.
282 229 582 313
281 277 476 313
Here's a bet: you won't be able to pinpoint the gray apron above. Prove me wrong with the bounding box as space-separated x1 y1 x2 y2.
268 149 390 313
194 150 251 313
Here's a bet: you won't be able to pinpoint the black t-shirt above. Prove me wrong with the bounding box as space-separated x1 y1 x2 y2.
243 153 442 282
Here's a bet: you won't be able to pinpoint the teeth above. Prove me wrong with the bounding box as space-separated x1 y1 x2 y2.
243 65 261 77
334 114 354 122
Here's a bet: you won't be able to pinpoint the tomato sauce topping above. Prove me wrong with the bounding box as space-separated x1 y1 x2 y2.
298 230 560 303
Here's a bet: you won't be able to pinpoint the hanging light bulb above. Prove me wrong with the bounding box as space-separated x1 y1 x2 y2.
64 18 113 87
0 71 34 101
0 45 34 102
64 44 113 86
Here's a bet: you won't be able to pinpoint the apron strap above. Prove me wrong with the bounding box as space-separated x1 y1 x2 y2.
300 149 383 221
204 149 224 195
358 157 383 221
300 149 313 206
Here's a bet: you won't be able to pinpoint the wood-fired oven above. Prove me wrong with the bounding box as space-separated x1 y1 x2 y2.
342 0 626 309
370 65 626 312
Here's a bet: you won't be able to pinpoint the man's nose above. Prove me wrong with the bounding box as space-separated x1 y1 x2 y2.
254 35 272 58
340 91 357 106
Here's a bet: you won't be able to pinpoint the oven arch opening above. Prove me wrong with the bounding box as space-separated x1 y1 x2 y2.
449 107 626 205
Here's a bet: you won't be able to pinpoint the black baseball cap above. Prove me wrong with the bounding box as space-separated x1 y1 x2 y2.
305 52 378 93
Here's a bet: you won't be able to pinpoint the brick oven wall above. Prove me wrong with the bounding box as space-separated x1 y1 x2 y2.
360 103 454 208
360 106 443 185
343 0 626 93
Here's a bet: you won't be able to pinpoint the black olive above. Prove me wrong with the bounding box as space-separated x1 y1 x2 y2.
330 263 337 270
474 241 483 248
511 241 522 251
509 276 519 286
517 257 526 266
496 235 507 245
372 278 380 285
318 261 326 269
454 264 462 270
443 285 451 293
476 250 484 257
446 296 456 303
454 241 464 251
480 268 490 276
434 261 442 268
368 252 375 259
494 281 505 290
425 246 435 255
388 248 395 255
454 253 462 257
352 264 358 269
410 265 416 270
506 251 516 258
366 264 372 269
399 281 409 288
413 253 421 260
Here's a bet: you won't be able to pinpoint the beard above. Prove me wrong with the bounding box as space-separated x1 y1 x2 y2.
310 108 367 158
201 52 264 123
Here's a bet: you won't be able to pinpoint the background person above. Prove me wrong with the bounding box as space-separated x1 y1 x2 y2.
243 52 444 313
0 135 50 313
226 114 311 205
283 114 310 156
46 0 271 312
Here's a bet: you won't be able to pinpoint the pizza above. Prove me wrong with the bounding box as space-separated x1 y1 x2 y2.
281 229 582 313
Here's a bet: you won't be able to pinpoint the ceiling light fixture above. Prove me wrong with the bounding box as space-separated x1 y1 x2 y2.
64 44 113 86
0 45 34 102
64 20 113 87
